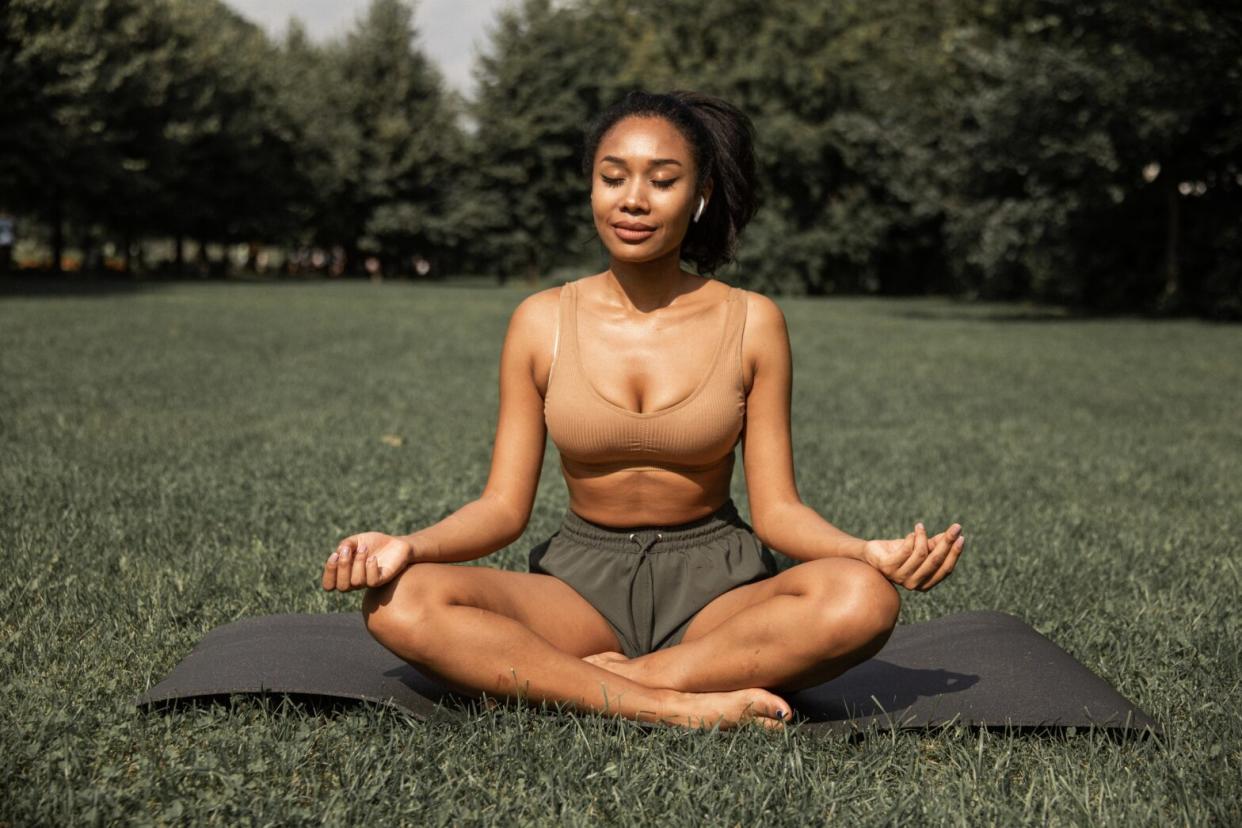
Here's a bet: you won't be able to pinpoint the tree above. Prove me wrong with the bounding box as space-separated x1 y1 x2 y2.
469 0 629 284
336 0 464 275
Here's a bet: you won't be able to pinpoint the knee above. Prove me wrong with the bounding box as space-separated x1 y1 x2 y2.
812 559 900 653
362 563 452 656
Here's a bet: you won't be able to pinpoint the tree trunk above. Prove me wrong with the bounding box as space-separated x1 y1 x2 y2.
78 226 95 276
1163 178 1180 304
342 243 360 277
50 187 64 275
525 250 539 287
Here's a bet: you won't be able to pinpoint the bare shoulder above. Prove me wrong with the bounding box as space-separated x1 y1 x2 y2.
737 288 789 344
507 286 563 393
736 288 790 391
510 285 561 328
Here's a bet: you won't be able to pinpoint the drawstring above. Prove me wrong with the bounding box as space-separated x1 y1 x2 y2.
625 530 662 655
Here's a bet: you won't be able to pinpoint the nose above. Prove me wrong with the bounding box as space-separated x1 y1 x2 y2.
621 180 649 212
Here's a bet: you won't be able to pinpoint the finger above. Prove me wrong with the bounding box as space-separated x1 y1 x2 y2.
335 544 353 591
923 534 965 589
912 523 963 589
909 531 952 589
878 532 915 579
350 545 369 587
895 522 930 582
366 553 382 587
321 552 339 590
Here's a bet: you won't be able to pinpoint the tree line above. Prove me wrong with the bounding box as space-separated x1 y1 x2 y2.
2 0 1238 317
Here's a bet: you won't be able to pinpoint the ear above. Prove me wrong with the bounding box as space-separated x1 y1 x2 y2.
702 177 715 205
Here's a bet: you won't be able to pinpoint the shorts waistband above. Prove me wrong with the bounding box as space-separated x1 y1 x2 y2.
557 498 748 553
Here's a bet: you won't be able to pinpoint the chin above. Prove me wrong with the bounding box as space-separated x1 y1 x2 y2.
602 238 681 264
607 247 661 263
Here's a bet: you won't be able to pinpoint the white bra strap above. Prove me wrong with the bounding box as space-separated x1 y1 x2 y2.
548 285 562 387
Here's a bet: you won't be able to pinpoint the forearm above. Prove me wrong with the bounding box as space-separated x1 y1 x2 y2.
398 495 525 564
755 501 866 563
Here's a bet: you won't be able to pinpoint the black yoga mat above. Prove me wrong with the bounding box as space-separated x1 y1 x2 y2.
134 610 1159 736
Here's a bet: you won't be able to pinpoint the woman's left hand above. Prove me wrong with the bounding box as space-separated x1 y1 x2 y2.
861 522 964 591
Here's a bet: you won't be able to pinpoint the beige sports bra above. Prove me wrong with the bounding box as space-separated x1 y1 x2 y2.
543 278 747 476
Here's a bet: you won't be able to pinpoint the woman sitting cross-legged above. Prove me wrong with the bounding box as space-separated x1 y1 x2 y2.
320 89 965 732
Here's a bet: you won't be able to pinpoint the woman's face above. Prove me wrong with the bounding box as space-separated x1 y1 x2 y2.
590 115 709 264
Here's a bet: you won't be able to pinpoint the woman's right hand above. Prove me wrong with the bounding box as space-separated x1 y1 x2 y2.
321 532 413 592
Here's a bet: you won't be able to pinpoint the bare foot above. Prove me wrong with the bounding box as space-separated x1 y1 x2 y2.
660 688 792 732
582 650 644 680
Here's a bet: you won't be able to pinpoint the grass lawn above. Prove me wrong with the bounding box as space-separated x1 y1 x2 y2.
1 277 1238 825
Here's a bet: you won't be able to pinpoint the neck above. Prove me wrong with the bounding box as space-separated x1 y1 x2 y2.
603 248 703 313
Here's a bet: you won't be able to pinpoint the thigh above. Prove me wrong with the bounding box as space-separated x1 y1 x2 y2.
378 562 624 658
678 557 861 645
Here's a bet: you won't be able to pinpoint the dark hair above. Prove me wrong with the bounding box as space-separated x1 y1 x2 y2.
580 89 759 276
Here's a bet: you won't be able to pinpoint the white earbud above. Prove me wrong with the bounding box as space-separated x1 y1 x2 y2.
692 195 706 223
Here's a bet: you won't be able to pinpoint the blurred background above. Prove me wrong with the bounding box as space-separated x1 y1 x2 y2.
1 0 1238 317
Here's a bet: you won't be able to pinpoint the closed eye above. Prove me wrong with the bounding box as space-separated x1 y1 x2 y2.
601 175 679 190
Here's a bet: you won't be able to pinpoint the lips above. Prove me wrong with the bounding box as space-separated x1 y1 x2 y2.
612 221 656 242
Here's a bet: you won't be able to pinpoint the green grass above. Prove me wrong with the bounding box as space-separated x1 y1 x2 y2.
1 277 1239 825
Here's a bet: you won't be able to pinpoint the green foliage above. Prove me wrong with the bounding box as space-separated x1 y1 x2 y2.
1 0 1237 313
926 0 1242 313
338 0 463 270
0 0 465 275
466 0 629 282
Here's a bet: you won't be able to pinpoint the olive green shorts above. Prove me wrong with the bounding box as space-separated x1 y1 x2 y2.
528 498 780 659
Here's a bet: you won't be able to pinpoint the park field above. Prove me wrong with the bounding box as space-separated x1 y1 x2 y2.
1 277 1239 825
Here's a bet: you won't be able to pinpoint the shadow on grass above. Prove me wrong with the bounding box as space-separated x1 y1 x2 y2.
882 303 1223 324
0 273 536 298
884 305 1087 323
1 273 175 298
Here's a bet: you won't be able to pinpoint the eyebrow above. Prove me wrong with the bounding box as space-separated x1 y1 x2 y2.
600 155 683 168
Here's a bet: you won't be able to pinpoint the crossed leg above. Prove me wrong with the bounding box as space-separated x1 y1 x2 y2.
361 563 792 731
585 557 901 694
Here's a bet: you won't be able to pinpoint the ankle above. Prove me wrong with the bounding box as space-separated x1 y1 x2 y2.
632 653 685 691
653 688 695 725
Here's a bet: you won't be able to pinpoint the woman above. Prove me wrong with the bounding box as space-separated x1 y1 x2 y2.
321 90 965 732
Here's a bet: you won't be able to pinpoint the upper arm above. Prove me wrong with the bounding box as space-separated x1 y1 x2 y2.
479 289 557 534
740 292 802 542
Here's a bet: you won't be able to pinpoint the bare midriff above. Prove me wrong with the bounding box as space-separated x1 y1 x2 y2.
559 452 737 529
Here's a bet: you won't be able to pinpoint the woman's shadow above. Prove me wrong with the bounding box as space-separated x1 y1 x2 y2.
784 660 979 722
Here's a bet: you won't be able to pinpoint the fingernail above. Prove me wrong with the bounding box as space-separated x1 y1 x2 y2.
328 553 338 564
916 522 924 531
775 709 786 720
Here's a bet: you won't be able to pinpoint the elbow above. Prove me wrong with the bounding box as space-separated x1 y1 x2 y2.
749 499 799 550
484 494 530 544
751 514 775 549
